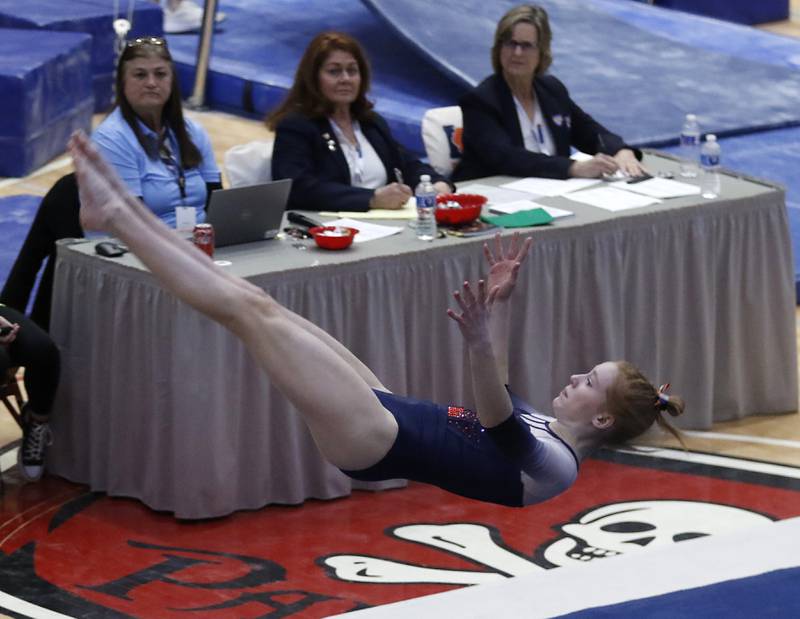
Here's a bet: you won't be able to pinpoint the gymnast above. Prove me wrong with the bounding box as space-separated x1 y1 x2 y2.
69 130 684 507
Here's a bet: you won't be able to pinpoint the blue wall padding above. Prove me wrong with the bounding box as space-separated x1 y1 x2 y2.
654 0 789 26
363 0 800 148
0 29 93 177
0 0 162 112
166 0 466 155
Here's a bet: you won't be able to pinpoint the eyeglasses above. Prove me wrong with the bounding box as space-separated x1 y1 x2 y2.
322 66 360 79
127 36 167 49
502 39 538 53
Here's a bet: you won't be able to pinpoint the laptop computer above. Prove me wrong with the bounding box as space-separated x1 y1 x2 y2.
205 178 292 247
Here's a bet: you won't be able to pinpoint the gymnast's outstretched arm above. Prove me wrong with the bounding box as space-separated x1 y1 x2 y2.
483 233 532 385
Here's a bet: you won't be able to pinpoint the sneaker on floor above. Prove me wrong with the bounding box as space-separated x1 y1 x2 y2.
163 0 226 34
18 417 53 482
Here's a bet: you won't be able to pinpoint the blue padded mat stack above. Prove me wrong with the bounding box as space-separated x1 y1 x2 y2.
0 29 93 177
363 0 800 147
0 0 163 112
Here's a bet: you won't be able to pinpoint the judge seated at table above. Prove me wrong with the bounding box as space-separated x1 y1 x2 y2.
267 31 451 212
93 36 221 228
452 4 644 182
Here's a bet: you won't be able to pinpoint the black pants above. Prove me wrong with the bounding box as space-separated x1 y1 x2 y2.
0 173 82 330
0 305 60 417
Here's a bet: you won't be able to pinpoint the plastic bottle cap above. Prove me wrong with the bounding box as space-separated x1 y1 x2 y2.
706 134 717 142
686 114 697 121
420 174 431 182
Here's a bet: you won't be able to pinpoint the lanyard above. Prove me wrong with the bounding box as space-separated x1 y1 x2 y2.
159 137 186 199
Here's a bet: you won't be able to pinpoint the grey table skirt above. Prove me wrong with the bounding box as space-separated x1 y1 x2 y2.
47 153 798 518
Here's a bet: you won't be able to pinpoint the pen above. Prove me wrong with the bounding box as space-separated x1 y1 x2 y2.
536 124 544 144
393 168 404 185
597 133 606 154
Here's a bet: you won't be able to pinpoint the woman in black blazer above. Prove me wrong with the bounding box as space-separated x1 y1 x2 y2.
268 32 451 212
453 4 644 182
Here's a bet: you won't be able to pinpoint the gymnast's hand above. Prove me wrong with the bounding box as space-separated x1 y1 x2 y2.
483 232 533 301
447 279 496 350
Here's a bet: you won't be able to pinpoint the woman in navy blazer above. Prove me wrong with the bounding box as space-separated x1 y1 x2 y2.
268 32 451 212
453 5 644 182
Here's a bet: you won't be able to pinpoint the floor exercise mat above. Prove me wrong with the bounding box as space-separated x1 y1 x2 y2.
2 447 799 618
363 0 800 146
166 0 466 155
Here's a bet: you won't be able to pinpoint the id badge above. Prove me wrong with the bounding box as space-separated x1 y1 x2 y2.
175 206 196 231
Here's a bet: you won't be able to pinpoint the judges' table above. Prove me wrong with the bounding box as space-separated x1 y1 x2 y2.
48 152 797 518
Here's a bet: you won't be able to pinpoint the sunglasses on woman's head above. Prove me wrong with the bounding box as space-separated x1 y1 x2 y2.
127 36 167 49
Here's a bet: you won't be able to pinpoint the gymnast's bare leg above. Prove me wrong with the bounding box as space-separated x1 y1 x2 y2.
69 131 397 470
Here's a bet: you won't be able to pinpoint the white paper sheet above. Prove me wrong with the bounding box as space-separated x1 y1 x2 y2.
563 186 660 211
456 183 535 205
321 198 416 219
489 200 573 219
611 177 702 199
500 177 600 196
570 150 593 162
325 218 404 242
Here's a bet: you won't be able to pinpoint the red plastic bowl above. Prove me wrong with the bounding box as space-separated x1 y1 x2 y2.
309 226 359 250
434 193 487 225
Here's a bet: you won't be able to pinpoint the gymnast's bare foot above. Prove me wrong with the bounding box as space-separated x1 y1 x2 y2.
68 131 127 232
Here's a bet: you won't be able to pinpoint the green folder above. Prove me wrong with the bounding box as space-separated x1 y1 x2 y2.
481 208 554 228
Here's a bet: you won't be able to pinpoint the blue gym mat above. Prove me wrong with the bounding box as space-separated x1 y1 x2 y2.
591 0 800 70
0 194 42 294
0 29 93 177
363 0 800 147
559 566 800 618
0 0 162 111
166 0 465 155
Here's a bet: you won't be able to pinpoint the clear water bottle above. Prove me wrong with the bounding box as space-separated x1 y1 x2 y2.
679 113 701 178
700 134 721 199
415 174 437 241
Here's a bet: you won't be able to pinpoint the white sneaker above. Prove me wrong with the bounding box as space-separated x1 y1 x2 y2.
163 0 226 34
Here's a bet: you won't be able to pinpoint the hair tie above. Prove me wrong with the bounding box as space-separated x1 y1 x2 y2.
655 383 671 410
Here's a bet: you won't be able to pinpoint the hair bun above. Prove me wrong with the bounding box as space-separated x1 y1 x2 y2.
663 395 685 418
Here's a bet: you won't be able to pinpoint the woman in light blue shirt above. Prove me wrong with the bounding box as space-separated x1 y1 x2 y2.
93 37 220 228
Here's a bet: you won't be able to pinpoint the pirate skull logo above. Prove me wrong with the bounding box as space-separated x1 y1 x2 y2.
323 501 773 585
541 500 773 568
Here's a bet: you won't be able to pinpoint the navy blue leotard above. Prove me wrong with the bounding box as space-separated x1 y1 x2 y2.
342 390 579 507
